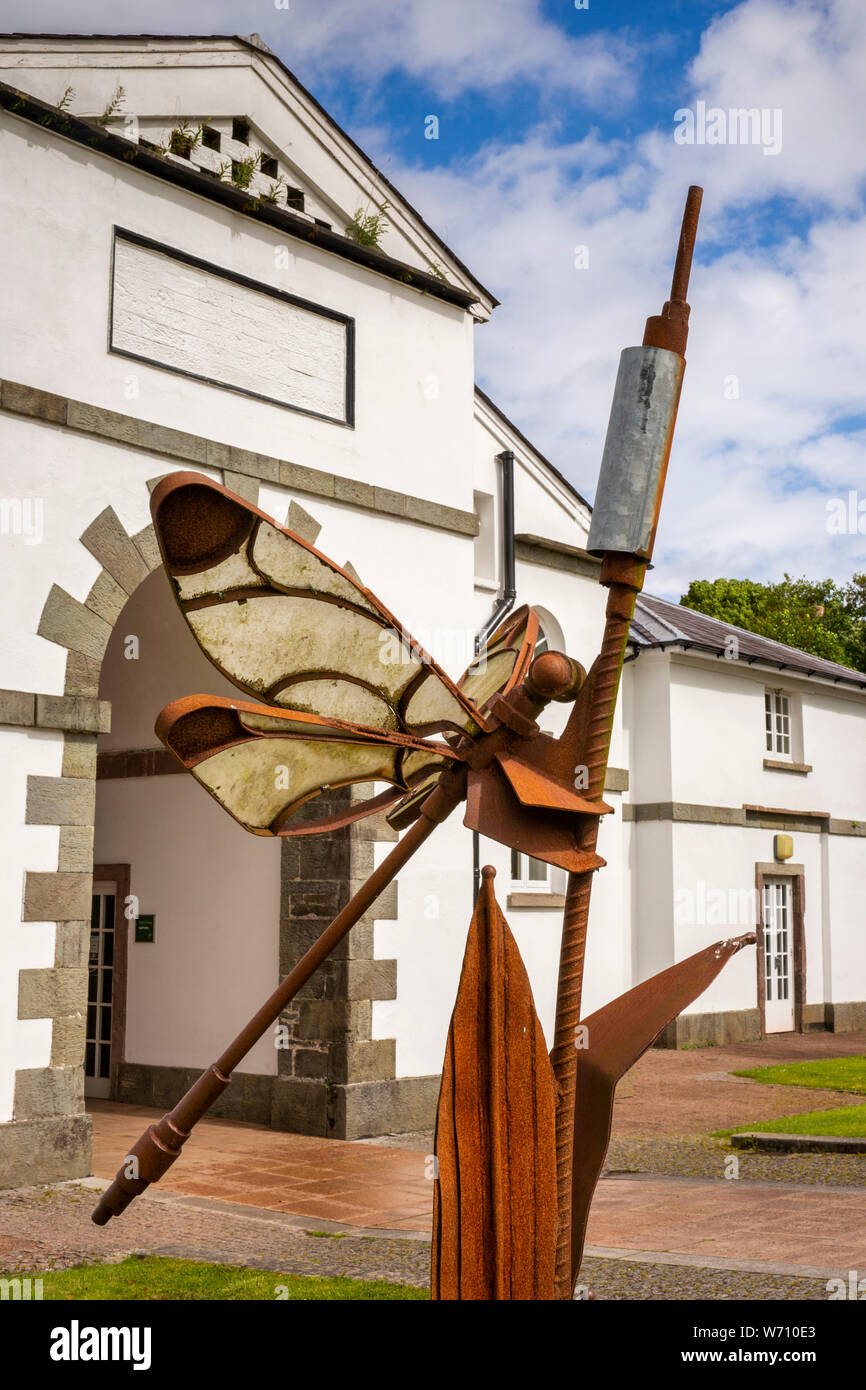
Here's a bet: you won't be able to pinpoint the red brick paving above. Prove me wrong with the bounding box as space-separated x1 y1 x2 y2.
89 1100 433 1232
586 1177 866 1268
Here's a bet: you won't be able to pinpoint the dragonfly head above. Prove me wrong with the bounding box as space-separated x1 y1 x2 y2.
524 651 586 706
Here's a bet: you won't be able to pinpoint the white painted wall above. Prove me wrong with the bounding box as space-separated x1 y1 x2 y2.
0 112 476 528
94 776 280 1076
670 823 772 1017
473 400 593 553
624 650 672 803
661 652 866 818
0 413 220 697
826 834 866 1005
801 685 866 822
631 820 675 983
626 650 866 1021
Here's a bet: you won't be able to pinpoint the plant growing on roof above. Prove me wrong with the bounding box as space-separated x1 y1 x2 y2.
56 86 75 112
231 151 261 190
168 120 202 158
345 200 390 248
258 175 286 206
95 84 126 126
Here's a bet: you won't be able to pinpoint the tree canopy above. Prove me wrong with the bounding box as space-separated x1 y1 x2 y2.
679 575 866 674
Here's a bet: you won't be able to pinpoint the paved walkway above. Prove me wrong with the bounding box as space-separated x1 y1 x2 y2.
81 1031 866 1277
0 1181 844 1298
608 1029 866 1136
587 1173 866 1268
89 1106 866 1271
2 1030 860 1295
90 1100 433 1232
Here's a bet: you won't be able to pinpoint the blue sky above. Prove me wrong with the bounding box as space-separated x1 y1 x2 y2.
272 0 866 596
309 0 742 167
4 0 866 594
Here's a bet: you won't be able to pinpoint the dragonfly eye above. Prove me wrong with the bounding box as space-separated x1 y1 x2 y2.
526 651 586 703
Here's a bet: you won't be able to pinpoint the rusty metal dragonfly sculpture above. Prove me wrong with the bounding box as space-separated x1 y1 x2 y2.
92 185 755 1302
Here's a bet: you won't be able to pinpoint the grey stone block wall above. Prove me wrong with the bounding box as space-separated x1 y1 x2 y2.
654 1007 763 1049
0 497 166 1189
270 785 429 1138
827 1001 866 1033
0 1115 92 1189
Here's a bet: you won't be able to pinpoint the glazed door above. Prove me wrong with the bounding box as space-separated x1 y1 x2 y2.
85 880 118 1097
762 878 795 1033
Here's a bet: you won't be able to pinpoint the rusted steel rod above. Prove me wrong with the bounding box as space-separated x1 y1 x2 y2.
549 561 644 1295
643 184 703 358
91 766 466 1226
549 187 703 1297
669 184 704 307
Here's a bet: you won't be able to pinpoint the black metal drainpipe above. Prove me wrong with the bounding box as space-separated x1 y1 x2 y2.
472 449 516 900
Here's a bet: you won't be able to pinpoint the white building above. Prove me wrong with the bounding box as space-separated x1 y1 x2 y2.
0 34 863 1188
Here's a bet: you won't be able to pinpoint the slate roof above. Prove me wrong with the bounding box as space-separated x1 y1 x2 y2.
631 593 866 691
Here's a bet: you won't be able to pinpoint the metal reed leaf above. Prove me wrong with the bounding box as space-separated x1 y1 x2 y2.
432 867 557 1300
569 931 756 1291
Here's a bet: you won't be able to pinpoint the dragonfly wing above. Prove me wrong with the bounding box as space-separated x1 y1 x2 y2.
386 605 540 829
457 605 539 712
157 694 460 836
151 473 490 737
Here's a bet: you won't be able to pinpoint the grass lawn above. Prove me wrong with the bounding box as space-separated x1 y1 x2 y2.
732 1055 866 1094
713 1103 866 1141
3 1255 426 1301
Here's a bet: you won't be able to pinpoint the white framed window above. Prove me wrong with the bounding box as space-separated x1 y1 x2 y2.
510 849 551 890
764 688 791 757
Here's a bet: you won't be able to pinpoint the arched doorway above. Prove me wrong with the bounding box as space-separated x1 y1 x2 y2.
90 567 282 1107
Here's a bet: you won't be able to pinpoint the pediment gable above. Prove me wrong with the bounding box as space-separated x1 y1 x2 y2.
0 32 495 318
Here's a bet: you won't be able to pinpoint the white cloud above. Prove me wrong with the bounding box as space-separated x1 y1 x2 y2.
374 0 866 590
684 0 866 209
282 0 636 107
0 0 637 109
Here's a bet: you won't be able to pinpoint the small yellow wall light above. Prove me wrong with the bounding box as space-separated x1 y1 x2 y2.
774 833 794 862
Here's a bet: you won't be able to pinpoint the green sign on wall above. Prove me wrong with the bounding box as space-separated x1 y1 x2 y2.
135 914 155 944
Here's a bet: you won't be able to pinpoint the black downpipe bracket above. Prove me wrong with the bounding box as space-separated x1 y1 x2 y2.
472 450 516 900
